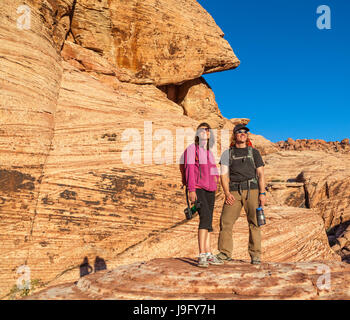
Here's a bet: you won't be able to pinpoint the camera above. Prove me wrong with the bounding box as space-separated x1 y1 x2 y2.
184 200 201 220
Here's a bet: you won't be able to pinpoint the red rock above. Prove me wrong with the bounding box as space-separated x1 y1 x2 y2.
25 258 350 300
1 0 349 301
341 138 350 145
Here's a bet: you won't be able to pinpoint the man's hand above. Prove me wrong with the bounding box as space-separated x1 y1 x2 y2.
259 194 266 207
189 191 197 203
225 192 235 205
256 166 266 208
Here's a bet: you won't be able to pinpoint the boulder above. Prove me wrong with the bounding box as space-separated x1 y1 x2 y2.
264 151 350 229
68 0 239 85
277 138 350 153
26 258 350 300
0 0 348 301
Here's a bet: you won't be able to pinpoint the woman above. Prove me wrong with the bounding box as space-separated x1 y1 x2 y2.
183 122 223 267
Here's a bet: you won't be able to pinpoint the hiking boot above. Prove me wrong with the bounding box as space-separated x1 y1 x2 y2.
251 257 261 265
207 253 224 265
197 254 209 268
216 252 232 262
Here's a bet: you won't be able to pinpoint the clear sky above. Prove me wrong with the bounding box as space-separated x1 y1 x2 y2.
198 0 350 143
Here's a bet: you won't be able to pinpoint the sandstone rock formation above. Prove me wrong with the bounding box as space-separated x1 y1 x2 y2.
0 0 240 299
328 221 350 263
264 151 350 229
68 0 240 85
249 134 279 156
159 78 228 129
277 138 350 153
26 258 350 300
6 199 341 299
1 1 65 299
264 150 350 265
1 0 349 300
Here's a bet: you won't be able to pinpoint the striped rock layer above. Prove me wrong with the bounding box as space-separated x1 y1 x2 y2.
0 0 349 300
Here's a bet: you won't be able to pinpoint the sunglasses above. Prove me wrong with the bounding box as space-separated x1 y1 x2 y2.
198 128 210 132
236 130 248 134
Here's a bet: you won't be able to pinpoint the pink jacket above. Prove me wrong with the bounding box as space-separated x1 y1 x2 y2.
183 143 219 192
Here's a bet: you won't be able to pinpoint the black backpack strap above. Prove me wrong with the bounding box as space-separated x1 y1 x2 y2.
247 146 256 169
248 146 258 183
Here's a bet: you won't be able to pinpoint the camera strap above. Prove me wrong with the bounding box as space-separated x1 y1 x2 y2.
185 186 191 208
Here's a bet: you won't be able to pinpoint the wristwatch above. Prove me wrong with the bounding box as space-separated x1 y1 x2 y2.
259 192 266 195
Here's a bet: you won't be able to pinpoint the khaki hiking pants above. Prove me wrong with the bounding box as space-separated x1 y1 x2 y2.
218 189 261 260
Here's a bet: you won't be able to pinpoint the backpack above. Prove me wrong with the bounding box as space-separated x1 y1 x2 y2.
228 146 258 199
229 145 256 170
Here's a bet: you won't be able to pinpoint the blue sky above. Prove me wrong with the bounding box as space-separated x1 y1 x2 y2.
199 0 350 143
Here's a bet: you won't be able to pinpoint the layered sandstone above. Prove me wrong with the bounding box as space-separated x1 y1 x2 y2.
0 1 64 296
27 258 350 300
0 0 241 298
1 0 349 301
68 0 239 85
328 221 350 263
277 138 350 153
264 151 350 229
249 134 279 156
159 78 227 129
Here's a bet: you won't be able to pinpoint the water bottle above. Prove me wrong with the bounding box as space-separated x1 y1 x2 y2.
256 206 266 226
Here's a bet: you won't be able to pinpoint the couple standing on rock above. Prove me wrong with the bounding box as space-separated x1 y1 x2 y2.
183 122 266 267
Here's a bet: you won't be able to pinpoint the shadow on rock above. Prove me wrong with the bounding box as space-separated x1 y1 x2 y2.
79 257 93 277
94 256 107 273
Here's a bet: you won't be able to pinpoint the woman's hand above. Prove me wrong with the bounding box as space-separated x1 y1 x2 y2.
189 191 197 203
225 192 235 205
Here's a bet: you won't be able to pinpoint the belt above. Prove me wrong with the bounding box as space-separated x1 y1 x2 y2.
230 178 258 200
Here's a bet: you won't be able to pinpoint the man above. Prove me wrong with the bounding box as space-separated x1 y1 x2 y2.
216 124 266 265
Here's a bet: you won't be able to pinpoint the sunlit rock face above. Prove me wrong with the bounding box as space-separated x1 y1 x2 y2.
27 257 350 300
68 0 240 85
0 0 239 298
1 0 348 300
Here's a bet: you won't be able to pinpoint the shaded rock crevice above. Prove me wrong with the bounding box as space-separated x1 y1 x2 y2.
303 183 311 209
61 0 77 50
327 220 350 263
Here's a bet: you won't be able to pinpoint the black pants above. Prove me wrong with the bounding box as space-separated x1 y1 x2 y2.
195 188 215 232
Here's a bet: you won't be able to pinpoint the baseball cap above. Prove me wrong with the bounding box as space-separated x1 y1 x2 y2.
233 123 250 133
